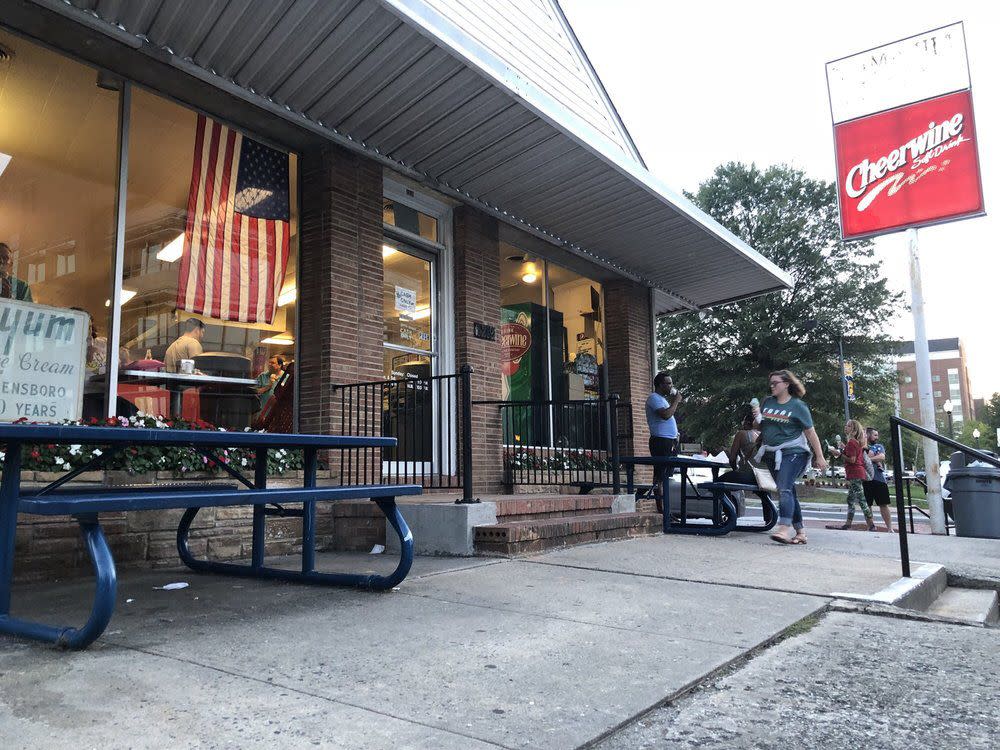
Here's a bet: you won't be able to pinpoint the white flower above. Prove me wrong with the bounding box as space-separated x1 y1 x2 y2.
136 410 146 418
244 427 252 432
69 444 82 456
93 449 102 456
54 457 65 465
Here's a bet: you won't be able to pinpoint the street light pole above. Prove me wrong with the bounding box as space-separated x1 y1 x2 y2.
943 399 954 440
802 319 850 424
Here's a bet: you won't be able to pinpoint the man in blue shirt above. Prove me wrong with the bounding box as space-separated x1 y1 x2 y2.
863 426 895 533
646 372 683 512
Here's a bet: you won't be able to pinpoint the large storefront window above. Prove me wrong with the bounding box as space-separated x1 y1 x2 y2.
0 32 298 430
122 89 298 430
499 242 552 404
547 264 605 402
0 30 119 420
498 241 606 448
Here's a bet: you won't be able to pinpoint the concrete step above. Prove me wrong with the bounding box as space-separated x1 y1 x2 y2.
491 494 620 522
924 587 1000 626
474 512 661 556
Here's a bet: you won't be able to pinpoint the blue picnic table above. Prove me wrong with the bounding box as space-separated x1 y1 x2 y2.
620 455 777 536
0 423 421 649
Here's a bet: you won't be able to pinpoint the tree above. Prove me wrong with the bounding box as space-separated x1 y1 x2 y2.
659 163 903 451
979 393 1000 446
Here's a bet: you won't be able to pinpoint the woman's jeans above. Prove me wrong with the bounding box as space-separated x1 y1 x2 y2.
765 452 810 530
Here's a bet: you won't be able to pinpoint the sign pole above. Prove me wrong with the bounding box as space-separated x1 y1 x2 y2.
907 227 946 534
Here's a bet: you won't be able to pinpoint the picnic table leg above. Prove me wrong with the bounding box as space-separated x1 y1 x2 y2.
0 512 117 649
1 443 23 618
371 497 413 590
301 448 317 574
176 498 414 591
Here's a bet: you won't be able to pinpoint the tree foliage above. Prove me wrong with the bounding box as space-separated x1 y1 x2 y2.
658 163 904 451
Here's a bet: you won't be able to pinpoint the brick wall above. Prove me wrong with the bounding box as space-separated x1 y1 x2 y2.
299 143 384 435
453 206 505 493
604 281 653 481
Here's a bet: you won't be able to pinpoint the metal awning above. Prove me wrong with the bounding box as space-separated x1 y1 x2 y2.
25 0 791 312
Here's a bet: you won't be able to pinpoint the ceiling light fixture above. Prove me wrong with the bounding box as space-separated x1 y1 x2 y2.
382 244 398 259
409 306 431 320
277 287 296 306
0 152 11 179
520 271 537 284
261 334 294 346
156 233 185 262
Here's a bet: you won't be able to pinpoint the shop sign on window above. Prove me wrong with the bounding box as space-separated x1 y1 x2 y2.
394 286 416 314
0 301 88 421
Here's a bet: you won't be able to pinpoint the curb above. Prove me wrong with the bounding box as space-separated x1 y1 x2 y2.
830 562 947 610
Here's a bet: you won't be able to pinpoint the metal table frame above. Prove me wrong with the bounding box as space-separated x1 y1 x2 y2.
0 424 419 649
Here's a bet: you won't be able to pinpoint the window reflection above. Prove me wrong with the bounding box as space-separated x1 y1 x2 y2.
121 88 298 430
383 199 438 243
0 30 119 419
382 243 432 352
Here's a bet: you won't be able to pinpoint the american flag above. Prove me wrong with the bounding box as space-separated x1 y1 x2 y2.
176 115 290 324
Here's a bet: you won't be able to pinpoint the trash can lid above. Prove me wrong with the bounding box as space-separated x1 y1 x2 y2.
947 465 1000 480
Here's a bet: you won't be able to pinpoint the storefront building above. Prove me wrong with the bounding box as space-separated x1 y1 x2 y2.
1 0 790 576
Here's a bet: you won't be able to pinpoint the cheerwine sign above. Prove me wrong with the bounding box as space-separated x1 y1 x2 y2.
500 320 531 376
834 90 984 238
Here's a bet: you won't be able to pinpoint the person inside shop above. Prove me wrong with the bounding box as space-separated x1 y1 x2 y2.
0 242 33 301
164 317 205 373
646 371 683 514
255 355 285 413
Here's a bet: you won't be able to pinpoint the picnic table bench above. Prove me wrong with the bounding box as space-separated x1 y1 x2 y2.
620 455 777 535
0 424 420 650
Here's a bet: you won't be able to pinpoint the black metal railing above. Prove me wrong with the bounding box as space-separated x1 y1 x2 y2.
895 474 955 536
889 415 1000 577
331 365 476 502
475 396 631 492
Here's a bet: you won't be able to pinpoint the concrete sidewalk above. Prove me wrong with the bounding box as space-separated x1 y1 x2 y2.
2 528 996 748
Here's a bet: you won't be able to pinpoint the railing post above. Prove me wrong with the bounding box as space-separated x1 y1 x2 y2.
890 418 911 578
608 394 621 494
456 364 479 504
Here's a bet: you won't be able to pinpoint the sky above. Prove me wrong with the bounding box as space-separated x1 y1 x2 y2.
562 0 999 398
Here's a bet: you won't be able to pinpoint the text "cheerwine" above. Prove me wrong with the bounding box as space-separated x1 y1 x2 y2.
845 113 964 199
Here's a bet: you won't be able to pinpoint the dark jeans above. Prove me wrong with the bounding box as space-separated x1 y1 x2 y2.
765 451 810 530
649 436 679 493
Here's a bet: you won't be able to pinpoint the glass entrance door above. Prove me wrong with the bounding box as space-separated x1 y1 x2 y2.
382 241 435 467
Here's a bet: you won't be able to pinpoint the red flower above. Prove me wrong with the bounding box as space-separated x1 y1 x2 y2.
129 447 138 455
30 450 41 459
106 418 117 426
89 417 99 425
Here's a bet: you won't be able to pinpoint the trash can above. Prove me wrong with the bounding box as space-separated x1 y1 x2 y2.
943 451 1000 539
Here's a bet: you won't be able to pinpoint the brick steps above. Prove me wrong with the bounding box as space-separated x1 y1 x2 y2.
491 494 618 522
474 511 661 556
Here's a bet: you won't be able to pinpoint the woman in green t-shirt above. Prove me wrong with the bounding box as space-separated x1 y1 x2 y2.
751 369 827 545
